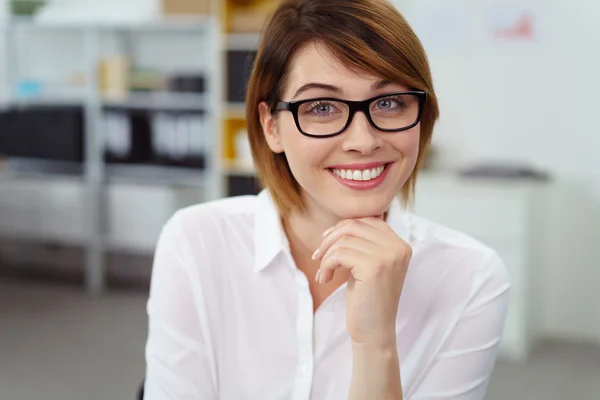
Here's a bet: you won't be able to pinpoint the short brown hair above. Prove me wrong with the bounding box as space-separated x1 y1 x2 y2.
246 0 439 216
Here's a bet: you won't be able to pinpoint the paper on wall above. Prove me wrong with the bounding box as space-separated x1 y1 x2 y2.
481 0 548 48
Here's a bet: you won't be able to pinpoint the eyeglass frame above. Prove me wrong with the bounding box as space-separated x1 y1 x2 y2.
273 90 427 139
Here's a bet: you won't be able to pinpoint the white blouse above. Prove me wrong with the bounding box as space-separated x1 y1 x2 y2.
144 190 510 400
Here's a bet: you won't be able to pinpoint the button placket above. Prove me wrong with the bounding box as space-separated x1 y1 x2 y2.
291 270 315 400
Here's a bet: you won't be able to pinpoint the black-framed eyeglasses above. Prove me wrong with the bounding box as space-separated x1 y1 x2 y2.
274 91 427 138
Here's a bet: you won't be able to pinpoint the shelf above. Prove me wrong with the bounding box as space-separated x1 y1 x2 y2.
223 159 256 177
0 169 85 184
0 175 87 246
6 16 213 33
226 33 261 51
9 92 87 107
8 91 207 111
103 238 156 256
0 161 209 187
225 102 246 119
0 158 84 179
103 92 206 112
105 164 207 187
106 17 213 33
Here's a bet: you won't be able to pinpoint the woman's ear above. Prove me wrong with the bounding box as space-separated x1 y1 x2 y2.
259 102 284 154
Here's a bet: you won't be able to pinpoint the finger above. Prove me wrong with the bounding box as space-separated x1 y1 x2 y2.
319 245 373 284
317 236 375 283
337 217 395 239
349 216 400 243
356 218 412 260
314 219 389 261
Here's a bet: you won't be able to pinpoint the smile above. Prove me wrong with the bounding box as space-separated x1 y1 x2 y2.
330 165 386 181
327 163 392 191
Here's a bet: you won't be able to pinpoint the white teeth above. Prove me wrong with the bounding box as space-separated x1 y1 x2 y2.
331 165 386 182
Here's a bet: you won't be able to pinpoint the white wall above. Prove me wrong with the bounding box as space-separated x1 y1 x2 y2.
399 0 600 343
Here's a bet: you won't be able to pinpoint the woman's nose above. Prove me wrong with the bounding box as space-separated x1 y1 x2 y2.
341 111 381 155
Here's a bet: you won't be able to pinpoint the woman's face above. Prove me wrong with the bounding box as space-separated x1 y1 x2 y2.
260 42 421 220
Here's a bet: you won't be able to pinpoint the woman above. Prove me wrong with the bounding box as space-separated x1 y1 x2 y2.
144 0 510 399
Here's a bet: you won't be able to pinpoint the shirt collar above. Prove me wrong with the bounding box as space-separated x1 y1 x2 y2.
386 194 412 244
253 190 411 273
253 190 290 273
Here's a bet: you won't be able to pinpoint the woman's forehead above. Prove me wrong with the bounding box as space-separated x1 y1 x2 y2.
289 42 376 80
285 43 397 95
284 42 409 99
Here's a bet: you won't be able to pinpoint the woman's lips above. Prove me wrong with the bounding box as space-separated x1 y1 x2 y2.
328 163 392 191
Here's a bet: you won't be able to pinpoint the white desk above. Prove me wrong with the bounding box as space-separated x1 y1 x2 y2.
413 172 549 362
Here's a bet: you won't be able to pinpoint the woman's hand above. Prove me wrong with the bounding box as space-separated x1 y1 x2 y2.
313 217 412 346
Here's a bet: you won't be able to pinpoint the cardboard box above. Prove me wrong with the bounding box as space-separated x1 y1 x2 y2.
228 1 278 32
162 0 210 16
98 56 131 100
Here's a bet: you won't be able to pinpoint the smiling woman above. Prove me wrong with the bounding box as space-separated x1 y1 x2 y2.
247 1 439 215
143 1 510 400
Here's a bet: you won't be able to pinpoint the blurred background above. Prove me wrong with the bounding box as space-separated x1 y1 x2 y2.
0 0 598 399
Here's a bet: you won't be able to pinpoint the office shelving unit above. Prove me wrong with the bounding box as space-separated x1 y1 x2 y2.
217 0 269 179
0 15 223 295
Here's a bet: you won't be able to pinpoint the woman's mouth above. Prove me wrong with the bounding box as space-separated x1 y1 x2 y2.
329 164 388 181
326 163 392 190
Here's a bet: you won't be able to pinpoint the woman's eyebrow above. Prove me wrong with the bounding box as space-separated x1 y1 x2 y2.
372 80 394 90
290 80 398 100
292 82 342 99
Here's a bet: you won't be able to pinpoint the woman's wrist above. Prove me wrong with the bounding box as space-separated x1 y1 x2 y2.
351 339 399 369
349 339 403 400
351 326 398 350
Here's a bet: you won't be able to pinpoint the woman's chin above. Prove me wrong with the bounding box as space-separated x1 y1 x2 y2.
303 186 398 221
330 201 391 220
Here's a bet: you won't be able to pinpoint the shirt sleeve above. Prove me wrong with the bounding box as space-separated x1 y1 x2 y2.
144 212 218 399
409 252 511 400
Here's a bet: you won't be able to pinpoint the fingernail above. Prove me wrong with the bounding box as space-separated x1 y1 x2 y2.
311 249 320 260
319 271 326 284
323 227 335 237
315 269 322 283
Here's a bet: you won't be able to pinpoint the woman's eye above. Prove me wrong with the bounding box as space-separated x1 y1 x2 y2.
378 99 393 109
308 102 337 114
376 97 404 110
316 104 332 113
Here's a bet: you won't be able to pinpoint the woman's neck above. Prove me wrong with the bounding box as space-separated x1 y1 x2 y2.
282 200 342 275
284 210 336 260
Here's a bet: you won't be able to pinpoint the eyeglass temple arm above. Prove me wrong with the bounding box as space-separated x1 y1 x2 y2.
274 102 290 111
